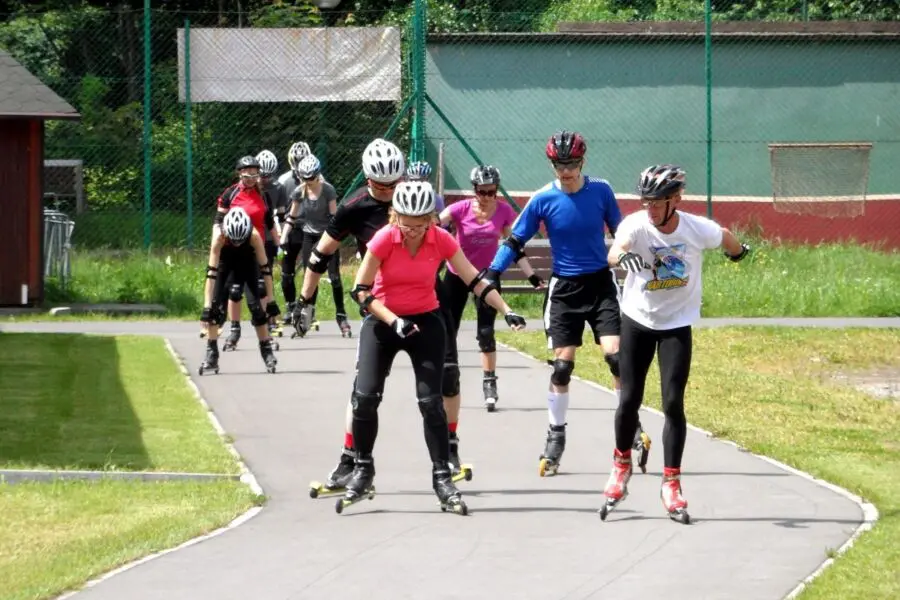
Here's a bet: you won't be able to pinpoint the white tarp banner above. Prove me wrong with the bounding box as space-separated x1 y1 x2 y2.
177 27 401 103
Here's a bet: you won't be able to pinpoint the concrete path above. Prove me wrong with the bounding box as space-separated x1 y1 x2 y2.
0 320 873 600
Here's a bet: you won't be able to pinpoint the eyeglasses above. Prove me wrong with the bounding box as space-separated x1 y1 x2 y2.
240 173 260 181
475 188 498 197
552 160 582 171
640 198 671 208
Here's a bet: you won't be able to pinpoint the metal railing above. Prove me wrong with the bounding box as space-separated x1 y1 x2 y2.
43 208 75 290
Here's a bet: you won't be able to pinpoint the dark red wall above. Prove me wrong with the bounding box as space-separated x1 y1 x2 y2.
0 118 43 305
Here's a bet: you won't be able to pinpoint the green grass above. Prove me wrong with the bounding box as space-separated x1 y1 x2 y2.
496 327 900 599
27 238 900 321
0 479 260 600
0 333 239 473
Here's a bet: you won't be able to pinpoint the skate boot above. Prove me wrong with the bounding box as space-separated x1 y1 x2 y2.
448 432 473 483
309 447 356 498
599 449 633 521
198 341 219 376
661 467 690 524
259 339 277 373
538 424 566 477
335 455 376 514
283 301 295 327
336 313 352 338
433 464 468 515
482 372 499 412
632 423 652 474
222 322 241 351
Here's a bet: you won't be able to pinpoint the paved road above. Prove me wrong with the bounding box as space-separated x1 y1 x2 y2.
1 320 871 600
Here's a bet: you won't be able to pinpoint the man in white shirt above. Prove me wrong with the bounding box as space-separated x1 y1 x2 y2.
599 164 750 524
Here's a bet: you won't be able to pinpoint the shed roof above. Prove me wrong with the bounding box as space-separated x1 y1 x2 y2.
0 49 80 120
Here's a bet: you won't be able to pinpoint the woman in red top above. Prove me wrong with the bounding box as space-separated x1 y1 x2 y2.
339 181 526 516
212 155 280 350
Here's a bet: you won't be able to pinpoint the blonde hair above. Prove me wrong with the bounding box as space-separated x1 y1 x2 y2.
388 208 437 226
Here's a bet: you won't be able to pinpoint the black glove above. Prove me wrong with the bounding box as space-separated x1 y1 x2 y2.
504 311 526 329
266 301 281 317
391 318 419 338
527 274 545 289
618 252 649 273
726 243 751 262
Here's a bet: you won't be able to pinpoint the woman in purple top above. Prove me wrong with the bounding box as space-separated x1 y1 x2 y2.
438 165 545 435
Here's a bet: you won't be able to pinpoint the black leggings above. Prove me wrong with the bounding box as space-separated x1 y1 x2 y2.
280 240 303 303
301 230 346 315
440 269 498 355
614 313 692 469
352 310 448 466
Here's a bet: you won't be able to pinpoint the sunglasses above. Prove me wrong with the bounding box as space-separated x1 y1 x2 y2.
398 223 430 233
640 198 672 208
302 175 318 182
370 180 398 191
475 189 498 197
552 160 582 171
240 173 260 180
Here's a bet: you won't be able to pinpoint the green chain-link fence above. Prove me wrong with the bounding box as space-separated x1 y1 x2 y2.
1 0 898 251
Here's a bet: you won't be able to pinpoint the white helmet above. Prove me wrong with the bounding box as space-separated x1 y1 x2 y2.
287 141 311 170
223 207 253 243
255 150 278 177
297 154 322 180
362 138 405 184
392 181 435 216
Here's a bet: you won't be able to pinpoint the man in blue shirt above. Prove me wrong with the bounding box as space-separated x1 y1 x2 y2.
487 130 650 476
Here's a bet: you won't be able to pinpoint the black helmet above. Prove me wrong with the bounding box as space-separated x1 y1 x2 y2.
470 164 501 186
235 155 260 171
638 164 686 199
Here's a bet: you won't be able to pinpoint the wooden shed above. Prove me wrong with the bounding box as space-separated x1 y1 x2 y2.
0 49 80 306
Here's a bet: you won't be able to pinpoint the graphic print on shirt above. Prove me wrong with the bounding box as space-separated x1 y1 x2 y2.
645 243 688 292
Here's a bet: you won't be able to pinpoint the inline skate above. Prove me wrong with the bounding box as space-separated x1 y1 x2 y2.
661 467 690 524
309 447 356 498
335 455 376 514
434 464 468 515
223 322 241 351
198 341 219 376
633 423 652 474
448 432 473 483
538 424 566 476
259 339 277 373
482 371 499 412
599 449 633 521
336 313 352 338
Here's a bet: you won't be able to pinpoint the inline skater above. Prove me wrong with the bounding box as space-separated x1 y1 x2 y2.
485 130 649 477
257 149 286 337
280 154 351 337
335 180 526 515
436 165 544 480
199 207 279 374
405 161 445 212
599 165 750 524
303 138 405 498
276 141 311 325
214 156 280 351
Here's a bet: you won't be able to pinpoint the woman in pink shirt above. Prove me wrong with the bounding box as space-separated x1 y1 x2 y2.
438 165 545 426
339 181 526 516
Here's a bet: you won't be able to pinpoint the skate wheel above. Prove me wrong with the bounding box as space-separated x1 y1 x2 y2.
458 503 468 516
599 504 609 521
440 504 447 513
273 342 280 351
539 458 558 477
464 468 473 482
198 366 204 376
309 487 319 499
214 367 219 374
335 499 344 514
639 465 647 474
267 366 276 374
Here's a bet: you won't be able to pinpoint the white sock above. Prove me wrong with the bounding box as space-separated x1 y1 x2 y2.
547 391 570 426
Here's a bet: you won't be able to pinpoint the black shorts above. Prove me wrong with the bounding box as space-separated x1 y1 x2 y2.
215 247 263 311
542 268 621 349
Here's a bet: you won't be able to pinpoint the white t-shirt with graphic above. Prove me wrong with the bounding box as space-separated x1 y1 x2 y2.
615 210 723 330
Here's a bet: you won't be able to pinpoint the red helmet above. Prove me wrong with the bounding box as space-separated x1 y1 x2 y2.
545 130 586 161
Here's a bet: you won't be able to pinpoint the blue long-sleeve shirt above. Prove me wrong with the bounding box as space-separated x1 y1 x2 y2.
489 176 622 277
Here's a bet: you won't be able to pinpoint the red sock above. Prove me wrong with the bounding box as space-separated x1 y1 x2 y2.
448 422 458 434
344 432 354 449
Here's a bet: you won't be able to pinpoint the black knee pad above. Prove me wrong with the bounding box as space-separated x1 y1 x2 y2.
249 302 268 326
550 359 575 386
476 326 497 353
441 363 460 397
229 284 243 303
417 394 447 426
352 391 381 420
604 352 620 378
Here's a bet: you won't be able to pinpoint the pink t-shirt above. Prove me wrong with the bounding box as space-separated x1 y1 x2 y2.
368 224 460 316
447 199 517 273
